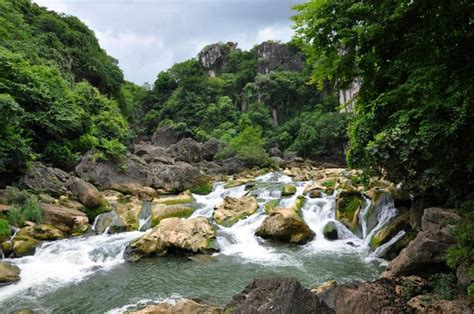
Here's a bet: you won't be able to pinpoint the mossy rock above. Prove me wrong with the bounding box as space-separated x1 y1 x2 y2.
150 204 194 227
264 199 280 213
281 184 297 196
154 191 195 205
292 195 306 214
224 180 247 189
369 212 412 249
309 190 322 198
336 191 364 233
191 182 213 195
323 221 338 240
0 219 11 243
213 196 259 227
84 205 110 222
378 230 417 260
12 235 40 257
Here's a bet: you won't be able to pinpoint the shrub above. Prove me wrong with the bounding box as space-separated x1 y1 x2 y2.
4 187 43 226
430 273 456 300
0 219 10 241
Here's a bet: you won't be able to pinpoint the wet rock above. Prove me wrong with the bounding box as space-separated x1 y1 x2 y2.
124 217 217 262
281 184 297 196
381 208 460 278
132 299 223 314
93 211 127 234
309 190 322 198
40 203 89 234
66 177 107 209
17 224 64 241
12 235 40 257
114 196 143 231
213 196 258 227
151 126 179 147
0 261 20 285
264 199 280 213
335 191 364 234
225 277 333 314
153 191 194 205
150 204 194 227
323 221 338 240
256 208 315 244
19 162 69 196
369 212 412 249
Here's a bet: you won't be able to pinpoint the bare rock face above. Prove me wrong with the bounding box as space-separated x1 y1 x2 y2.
124 217 217 261
19 162 70 196
131 299 223 314
213 196 258 227
198 42 237 77
66 177 107 209
151 126 179 147
255 208 315 244
40 203 89 234
0 261 20 285
167 138 204 163
254 41 303 74
381 207 460 278
407 294 473 313
225 277 334 314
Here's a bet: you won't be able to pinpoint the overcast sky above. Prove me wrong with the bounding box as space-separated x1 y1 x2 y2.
34 0 301 85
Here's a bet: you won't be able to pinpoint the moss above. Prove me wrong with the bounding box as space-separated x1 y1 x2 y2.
224 180 246 189
218 213 247 227
85 205 110 222
323 222 338 240
151 206 194 226
321 180 336 188
292 195 306 214
264 199 280 213
191 182 213 195
154 191 195 205
0 219 10 242
337 195 363 221
281 184 297 196
13 235 40 257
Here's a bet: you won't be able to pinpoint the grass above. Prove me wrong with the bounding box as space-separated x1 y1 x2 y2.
191 182 213 195
0 219 10 242
321 180 336 188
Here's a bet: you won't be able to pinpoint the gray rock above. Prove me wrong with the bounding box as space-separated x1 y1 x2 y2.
167 138 204 163
198 42 237 77
151 126 179 147
66 177 107 209
201 139 220 161
0 261 20 285
254 41 304 74
225 277 333 314
20 162 70 195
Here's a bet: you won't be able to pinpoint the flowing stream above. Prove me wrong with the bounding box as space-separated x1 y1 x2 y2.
0 172 400 313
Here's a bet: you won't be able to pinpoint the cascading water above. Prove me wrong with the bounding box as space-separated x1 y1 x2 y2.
0 171 404 313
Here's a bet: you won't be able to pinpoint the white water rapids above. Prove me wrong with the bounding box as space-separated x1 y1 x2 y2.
0 172 402 311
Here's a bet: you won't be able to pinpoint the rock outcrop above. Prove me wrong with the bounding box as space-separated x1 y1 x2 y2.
254 41 304 74
225 277 333 314
131 299 222 314
151 126 179 147
19 162 70 195
381 207 460 278
213 196 258 227
66 177 107 209
0 261 20 285
124 217 217 261
198 42 237 77
256 208 315 244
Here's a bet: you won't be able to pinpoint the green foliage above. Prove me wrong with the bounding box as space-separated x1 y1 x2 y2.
218 127 271 167
293 0 474 200
4 186 42 226
0 219 10 241
429 273 457 300
191 182 213 195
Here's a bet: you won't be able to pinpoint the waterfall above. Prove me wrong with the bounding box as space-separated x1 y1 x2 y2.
138 202 153 231
371 230 406 258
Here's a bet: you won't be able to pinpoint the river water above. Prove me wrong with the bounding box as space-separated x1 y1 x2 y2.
0 172 398 313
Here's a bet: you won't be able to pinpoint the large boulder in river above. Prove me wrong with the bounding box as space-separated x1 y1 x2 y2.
150 204 194 227
40 203 89 234
132 299 222 314
114 196 143 231
335 191 364 234
381 207 460 278
19 162 69 195
12 234 40 257
323 221 339 240
256 208 315 244
66 177 107 209
124 217 217 262
0 261 20 285
225 277 333 314
11 224 64 257
213 196 258 227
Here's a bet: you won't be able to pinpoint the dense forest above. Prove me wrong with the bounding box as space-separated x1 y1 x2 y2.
0 0 473 305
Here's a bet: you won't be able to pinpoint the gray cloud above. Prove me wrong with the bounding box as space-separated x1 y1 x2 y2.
34 0 301 84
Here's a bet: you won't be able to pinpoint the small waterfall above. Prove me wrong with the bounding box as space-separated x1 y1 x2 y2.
371 230 406 258
0 231 143 302
138 202 153 231
191 183 247 218
362 198 398 248
358 197 372 239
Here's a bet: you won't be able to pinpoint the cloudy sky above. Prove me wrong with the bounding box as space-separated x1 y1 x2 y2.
34 0 301 85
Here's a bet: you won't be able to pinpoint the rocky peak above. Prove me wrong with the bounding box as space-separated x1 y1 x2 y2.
197 42 237 77
254 41 304 74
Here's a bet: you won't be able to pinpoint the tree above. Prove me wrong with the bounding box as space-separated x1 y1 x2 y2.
293 0 474 202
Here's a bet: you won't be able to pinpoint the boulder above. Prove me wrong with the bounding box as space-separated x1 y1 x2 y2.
40 203 89 234
132 299 222 314
114 196 143 231
167 138 203 163
201 139 219 161
93 211 127 234
124 217 217 262
335 191 364 234
109 182 156 201
151 126 179 147
150 204 194 227
268 147 283 158
19 162 69 195
16 224 64 241
147 162 208 193
225 277 333 314
323 221 339 240
213 196 259 227
0 261 20 285
256 208 315 244
281 184 297 196
12 235 40 257
381 207 460 278
369 212 411 249
264 199 280 213
318 276 429 314
66 177 107 209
